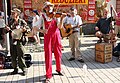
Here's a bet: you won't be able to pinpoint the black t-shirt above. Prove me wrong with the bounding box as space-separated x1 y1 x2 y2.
96 17 112 34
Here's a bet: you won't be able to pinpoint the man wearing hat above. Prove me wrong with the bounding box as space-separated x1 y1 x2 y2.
7 8 29 76
63 7 84 63
35 1 65 82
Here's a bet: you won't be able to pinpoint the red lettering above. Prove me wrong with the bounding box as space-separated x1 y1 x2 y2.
51 0 58 3
65 0 68 3
75 0 79 3
69 0 74 3
83 0 86 3
51 0 55 3
60 0 64 3
79 0 82 3
51 0 87 4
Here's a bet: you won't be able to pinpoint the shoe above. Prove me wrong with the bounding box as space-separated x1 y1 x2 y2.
117 56 120 62
56 70 64 76
45 78 51 83
61 46 64 51
68 57 75 61
78 59 84 63
21 68 26 76
21 70 26 76
97 40 102 43
10 68 18 75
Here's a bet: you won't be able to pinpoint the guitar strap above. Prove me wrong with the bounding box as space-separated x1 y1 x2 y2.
74 16 77 25
75 15 79 26
73 15 78 31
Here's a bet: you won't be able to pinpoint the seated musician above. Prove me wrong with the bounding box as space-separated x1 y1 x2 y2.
95 8 113 43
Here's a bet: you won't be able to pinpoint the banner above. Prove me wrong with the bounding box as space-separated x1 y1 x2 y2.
106 0 110 3
24 0 32 20
49 0 88 4
87 0 95 22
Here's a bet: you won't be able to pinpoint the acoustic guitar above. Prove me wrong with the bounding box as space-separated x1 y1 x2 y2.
59 23 86 38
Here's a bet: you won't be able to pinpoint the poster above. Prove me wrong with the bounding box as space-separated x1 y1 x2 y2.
24 0 32 20
87 0 95 22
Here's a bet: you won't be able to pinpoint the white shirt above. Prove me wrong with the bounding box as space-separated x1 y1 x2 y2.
63 15 82 32
0 18 5 28
32 15 40 28
36 13 60 29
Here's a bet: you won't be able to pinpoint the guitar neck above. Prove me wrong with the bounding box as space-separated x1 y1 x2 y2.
72 25 78 29
72 23 86 29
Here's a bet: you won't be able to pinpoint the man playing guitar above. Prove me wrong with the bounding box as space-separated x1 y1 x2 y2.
63 7 84 63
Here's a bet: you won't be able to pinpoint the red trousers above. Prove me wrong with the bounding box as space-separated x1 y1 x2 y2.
44 19 62 79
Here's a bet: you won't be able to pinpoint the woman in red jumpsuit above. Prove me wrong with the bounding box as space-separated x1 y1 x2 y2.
36 1 65 82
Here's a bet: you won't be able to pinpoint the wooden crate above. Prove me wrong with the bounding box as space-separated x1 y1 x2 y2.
95 43 113 63
95 43 112 52
95 51 112 63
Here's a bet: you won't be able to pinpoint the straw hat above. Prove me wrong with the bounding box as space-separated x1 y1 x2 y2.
43 1 54 9
11 8 21 15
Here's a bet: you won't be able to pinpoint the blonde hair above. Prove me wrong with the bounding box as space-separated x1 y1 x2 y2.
103 8 109 13
100 8 109 17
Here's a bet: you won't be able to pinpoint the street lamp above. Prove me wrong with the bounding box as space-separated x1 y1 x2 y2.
3 0 10 56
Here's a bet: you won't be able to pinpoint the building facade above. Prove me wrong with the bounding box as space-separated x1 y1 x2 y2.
0 0 118 21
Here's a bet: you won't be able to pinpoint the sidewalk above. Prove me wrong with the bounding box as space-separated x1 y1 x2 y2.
0 35 120 83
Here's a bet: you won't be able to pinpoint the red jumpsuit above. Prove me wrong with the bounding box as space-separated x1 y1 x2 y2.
43 16 62 79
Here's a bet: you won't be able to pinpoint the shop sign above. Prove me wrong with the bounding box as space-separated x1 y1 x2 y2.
49 0 88 4
24 0 32 20
87 0 95 22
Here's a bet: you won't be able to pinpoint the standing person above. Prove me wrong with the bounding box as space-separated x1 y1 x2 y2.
7 8 29 76
111 5 120 36
95 8 113 43
35 1 64 82
114 12 120 36
31 9 40 45
27 9 33 29
63 7 84 63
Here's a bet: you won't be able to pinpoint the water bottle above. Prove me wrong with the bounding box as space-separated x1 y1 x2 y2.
83 64 87 78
